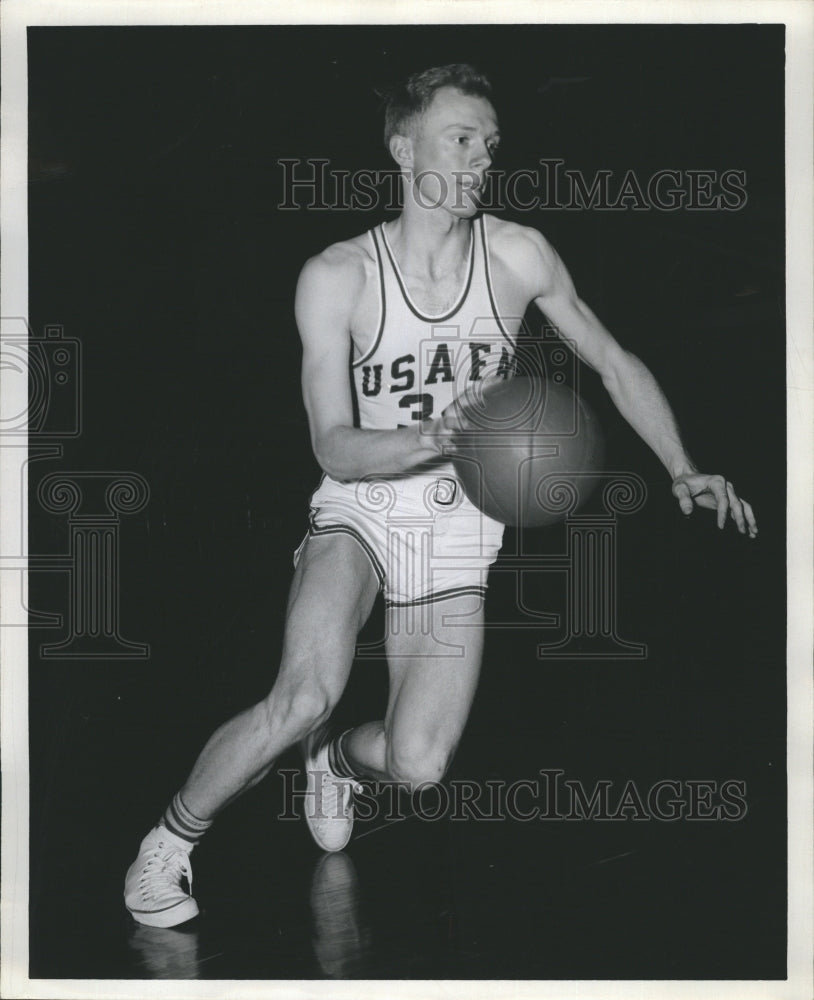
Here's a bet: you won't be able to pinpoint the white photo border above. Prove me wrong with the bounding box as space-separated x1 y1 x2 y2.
2 2 811 998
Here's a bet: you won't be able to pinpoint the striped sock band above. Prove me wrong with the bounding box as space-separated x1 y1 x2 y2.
161 791 213 845
328 729 358 780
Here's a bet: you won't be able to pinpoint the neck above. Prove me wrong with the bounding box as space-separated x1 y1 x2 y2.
387 208 474 278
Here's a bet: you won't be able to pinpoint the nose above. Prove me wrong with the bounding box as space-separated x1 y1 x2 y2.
470 140 492 173
471 142 491 169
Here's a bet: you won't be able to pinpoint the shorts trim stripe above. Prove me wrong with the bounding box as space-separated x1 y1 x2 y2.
385 585 487 609
307 516 386 590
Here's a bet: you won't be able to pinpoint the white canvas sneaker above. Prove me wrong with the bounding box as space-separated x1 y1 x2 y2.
301 727 361 852
124 826 199 927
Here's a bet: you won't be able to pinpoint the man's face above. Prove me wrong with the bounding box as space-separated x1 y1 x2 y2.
406 86 500 218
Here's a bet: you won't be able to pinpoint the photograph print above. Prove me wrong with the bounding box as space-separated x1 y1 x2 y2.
2 6 805 995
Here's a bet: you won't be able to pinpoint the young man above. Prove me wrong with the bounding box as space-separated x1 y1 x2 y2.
124 64 757 928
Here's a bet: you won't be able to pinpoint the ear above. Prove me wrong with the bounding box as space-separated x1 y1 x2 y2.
389 133 414 171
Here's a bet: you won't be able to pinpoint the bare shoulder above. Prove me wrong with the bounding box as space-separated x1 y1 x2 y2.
294 233 378 346
295 231 378 320
483 215 557 294
485 215 555 265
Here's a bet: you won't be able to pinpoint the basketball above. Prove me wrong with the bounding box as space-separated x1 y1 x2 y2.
451 377 605 527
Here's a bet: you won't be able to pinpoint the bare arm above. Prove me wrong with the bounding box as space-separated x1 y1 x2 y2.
295 250 447 481
524 229 757 536
533 242 693 480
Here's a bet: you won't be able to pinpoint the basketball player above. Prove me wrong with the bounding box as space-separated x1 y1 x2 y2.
124 64 757 927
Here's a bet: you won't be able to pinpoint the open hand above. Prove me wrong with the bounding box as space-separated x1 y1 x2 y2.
671 472 758 538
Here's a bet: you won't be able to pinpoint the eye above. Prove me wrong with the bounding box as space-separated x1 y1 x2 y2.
454 135 470 145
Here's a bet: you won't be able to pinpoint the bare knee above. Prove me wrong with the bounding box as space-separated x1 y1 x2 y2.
263 678 335 742
386 734 453 788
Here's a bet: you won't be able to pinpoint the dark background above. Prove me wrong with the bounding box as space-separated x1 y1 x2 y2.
27 24 786 980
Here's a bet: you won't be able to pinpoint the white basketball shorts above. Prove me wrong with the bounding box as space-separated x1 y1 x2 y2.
294 464 505 607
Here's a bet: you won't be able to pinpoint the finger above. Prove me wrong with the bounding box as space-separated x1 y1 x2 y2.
442 391 472 415
742 499 758 538
443 397 476 433
431 409 464 442
725 481 747 534
707 475 728 529
444 409 474 435
691 494 719 510
671 480 694 515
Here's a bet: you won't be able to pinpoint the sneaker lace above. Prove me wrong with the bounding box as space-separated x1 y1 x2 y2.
311 735 362 814
343 779 364 803
319 770 362 819
140 843 192 901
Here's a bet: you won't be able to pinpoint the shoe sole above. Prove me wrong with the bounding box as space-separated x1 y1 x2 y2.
126 896 200 928
306 817 353 853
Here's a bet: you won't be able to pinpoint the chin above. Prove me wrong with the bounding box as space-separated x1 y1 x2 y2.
448 192 481 218
456 206 481 220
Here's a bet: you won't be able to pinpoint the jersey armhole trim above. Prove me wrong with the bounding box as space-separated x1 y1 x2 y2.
480 214 517 348
352 228 386 369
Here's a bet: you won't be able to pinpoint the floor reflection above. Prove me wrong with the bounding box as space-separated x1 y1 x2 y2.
309 851 372 977
127 921 201 979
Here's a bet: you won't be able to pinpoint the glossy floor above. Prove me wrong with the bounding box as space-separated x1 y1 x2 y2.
30 703 785 981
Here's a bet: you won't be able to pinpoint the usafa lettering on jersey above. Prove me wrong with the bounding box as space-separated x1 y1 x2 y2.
351 215 525 430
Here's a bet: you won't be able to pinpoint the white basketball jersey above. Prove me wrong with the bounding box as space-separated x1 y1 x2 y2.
351 214 523 430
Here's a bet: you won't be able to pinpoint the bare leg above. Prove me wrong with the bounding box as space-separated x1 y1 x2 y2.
340 592 485 785
179 533 379 819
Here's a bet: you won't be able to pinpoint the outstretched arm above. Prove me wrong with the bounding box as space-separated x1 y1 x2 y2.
528 230 757 537
295 250 449 481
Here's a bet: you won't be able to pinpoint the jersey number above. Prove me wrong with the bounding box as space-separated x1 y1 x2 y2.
398 393 434 424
